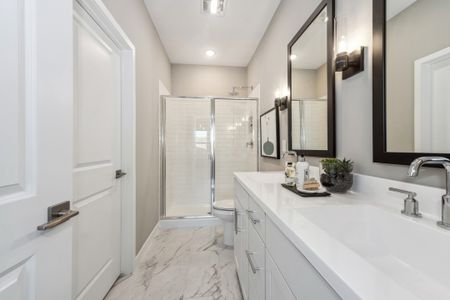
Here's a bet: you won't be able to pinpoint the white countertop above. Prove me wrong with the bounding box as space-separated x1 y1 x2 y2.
234 171 450 300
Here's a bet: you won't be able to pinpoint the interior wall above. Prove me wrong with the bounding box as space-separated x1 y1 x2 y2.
247 0 445 188
171 64 248 97
102 0 171 253
292 69 317 99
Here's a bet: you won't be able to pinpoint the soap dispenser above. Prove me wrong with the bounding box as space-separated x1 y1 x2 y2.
282 151 298 186
296 155 309 187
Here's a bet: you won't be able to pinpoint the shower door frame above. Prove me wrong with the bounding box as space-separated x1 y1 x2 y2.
160 96 259 220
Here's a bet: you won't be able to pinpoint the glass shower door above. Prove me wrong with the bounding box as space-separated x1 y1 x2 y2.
164 97 212 217
214 99 258 203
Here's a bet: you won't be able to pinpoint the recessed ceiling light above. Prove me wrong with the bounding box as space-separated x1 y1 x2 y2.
290 54 297 60
202 0 227 16
206 50 216 57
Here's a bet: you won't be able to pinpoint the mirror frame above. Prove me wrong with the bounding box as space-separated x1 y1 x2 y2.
287 0 336 158
373 0 450 165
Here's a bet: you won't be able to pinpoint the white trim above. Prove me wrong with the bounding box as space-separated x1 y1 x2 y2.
414 46 450 152
75 0 136 276
159 217 221 228
134 221 161 264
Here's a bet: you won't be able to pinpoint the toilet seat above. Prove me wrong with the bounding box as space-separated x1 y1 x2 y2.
213 199 234 211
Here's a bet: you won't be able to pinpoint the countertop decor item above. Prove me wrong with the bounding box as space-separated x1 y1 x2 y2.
320 158 354 193
281 183 330 197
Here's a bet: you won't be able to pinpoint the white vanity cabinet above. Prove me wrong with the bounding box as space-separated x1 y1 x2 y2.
234 182 249 299
234 179 341 300
266 252 296 300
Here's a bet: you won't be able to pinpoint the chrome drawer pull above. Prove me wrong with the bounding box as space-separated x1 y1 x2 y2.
234 208 239 234
246 209 260 224
245 250 261 274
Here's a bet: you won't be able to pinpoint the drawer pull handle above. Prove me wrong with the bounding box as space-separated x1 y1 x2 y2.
246 250 261 274
246 210 260 224
234 208 239 234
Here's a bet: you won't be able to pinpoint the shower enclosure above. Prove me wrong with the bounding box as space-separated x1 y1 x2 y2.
161 96 258 218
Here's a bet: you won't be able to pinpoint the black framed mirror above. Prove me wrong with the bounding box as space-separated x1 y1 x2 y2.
287 0 335 158
373 0 450 165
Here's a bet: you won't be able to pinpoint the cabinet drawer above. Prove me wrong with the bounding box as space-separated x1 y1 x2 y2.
266 218 341 300
247 196 265 242
247 223 265 300
234 178 248 209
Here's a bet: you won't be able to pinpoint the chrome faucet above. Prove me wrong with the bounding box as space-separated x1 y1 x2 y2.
388 187 422 218
408 156 450 229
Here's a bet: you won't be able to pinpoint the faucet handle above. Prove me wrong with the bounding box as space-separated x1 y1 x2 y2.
389 187 422 218
388 187 417 198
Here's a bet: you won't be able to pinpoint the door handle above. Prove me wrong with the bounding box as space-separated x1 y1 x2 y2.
37 201 79 231
115 169 127 179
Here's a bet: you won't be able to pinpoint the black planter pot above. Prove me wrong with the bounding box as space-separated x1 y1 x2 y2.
320 173 353 193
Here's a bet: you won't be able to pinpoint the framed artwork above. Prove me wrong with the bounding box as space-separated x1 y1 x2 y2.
260 107 280 159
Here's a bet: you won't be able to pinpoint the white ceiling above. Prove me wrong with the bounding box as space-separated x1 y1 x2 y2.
291 7 327 70
386 0 417 20
144 0 281 67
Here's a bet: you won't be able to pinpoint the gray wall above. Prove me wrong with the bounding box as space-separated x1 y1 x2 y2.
386 0 450 152
248 0 445 188
171 64 248 97
292 69 317 99
292 64 327 100
102 0 171 253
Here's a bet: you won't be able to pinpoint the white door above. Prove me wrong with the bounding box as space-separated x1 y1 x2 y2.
0 0 74 299
72 4 122 300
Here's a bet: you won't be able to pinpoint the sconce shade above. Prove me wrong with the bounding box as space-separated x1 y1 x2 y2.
335 52 349 72
274 96 288 111
336 47 365 79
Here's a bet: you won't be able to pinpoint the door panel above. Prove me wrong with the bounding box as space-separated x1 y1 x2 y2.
0 0 73 299
0 0 25 196
73 6 121 299
0 259 33 300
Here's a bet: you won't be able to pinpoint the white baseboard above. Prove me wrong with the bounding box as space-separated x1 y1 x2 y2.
134 220 161 264
159 217 221 228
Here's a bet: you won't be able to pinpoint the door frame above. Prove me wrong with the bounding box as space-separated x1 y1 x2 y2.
75 0 136 275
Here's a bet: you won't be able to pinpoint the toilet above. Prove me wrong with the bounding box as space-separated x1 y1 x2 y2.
212 199 235 247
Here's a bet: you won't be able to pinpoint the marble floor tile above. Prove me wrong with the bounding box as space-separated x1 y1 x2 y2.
105 226 242 300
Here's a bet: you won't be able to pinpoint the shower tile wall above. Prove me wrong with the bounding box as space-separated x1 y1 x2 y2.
291 100 327 150
214 100 258 202
165 98 211 217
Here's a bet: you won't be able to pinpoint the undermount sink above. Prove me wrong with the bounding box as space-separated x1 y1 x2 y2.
299 204 450 298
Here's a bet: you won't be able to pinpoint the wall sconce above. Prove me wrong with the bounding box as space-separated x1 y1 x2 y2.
335 36 365 80
274 96 288 111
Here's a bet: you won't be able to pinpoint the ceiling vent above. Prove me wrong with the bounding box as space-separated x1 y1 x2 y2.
202 0 227 16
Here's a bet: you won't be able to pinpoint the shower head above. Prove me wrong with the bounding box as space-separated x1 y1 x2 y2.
229 86 253 96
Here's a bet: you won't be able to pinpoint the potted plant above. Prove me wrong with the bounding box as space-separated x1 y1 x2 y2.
320 158 354 193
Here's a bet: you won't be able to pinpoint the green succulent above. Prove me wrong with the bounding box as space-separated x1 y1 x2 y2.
320 158 354 176
339 158 354 173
